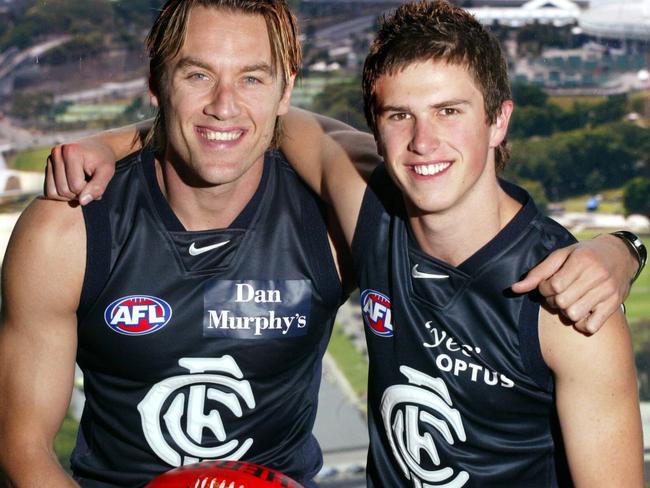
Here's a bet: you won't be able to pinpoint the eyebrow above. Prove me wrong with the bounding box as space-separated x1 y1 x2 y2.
174 57 275 76
378 98 470 114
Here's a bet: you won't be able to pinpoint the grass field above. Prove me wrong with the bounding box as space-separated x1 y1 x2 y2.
54 413 77 473
8 147 51 172
327 324 369 408
626 263 650 321
547 94 604 110
560 188 625 214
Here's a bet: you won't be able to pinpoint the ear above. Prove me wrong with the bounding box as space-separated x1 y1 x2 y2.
149 76 160 108
489 100 513 149
277 74 296 116
150 91 160 108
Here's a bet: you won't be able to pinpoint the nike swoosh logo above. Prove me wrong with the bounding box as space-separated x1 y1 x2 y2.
188 240 230 256
411 264 449 280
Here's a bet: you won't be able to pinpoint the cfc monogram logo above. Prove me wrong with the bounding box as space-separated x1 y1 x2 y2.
138 356 255 467
381 366 469 488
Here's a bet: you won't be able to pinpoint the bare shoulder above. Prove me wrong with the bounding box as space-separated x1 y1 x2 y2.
5 197 85 265
539 305 632 375
2 198 86 315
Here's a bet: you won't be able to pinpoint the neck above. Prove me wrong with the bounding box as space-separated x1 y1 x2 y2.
155 157 264 231
408 178 521 266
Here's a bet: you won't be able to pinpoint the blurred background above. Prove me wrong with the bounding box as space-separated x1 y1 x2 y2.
0 0 649 486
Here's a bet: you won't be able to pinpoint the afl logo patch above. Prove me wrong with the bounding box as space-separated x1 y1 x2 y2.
361 289 393 337
104 295 172 336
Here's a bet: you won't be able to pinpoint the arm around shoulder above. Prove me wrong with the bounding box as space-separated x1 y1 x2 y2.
280 107 375 246
46 120 151 205
540 307 643 487
0 199 86 487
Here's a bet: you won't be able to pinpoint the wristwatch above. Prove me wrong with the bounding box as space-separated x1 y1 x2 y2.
610 230 647 283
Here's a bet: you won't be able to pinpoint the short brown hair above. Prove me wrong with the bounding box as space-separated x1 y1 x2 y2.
362 0 511 169
146 0 301 153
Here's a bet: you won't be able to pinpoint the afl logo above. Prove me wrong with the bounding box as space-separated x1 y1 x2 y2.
361 289 393 337
104 295 172 336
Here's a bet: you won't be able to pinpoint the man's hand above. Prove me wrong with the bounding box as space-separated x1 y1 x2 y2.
512 235 639 334
44 122 148 205
46 141 117 205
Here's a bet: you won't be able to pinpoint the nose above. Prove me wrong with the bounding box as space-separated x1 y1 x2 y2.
204 82 241 120
408 118 439 155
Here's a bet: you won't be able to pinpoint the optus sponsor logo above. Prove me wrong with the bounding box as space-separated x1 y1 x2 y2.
104 295 172 336
361 289 393 337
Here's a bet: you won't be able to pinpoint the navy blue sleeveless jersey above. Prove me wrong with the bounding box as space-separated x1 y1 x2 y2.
73 149 344 487
353 165 576 487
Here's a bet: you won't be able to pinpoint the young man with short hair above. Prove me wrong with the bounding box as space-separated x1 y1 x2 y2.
280 2 642 485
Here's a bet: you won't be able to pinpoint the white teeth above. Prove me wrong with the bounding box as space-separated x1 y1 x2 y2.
203 129 242 141
413 162 450 176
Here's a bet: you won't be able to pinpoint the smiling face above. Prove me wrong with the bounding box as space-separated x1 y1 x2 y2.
151 6 294 188
374 60 511 217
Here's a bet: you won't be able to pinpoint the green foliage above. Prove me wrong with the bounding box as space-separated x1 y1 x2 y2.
507 122 646 200
510 91 630 139
632 320 650 400
590 93 628 126
11 147 51 172
310 78 367 131
509 104 555 138
0 0 166 52
514 178 548 213
623 177 650 217
511 82 548 107
327 325 368 403
54 413 79 473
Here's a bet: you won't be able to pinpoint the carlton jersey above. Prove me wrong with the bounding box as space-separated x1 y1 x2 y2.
72 149 344 487
353 165 576 487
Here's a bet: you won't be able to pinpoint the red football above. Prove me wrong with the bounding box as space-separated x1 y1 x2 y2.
145 460 304 488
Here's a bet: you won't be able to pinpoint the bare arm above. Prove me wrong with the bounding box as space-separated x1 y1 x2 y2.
540 307 643 486
0 199 85 486
280 107 375 246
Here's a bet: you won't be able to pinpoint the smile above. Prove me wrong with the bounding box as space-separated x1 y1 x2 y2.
198 128 243 142
412 162 451 176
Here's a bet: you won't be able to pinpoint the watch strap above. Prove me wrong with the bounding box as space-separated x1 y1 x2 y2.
610 230 647 283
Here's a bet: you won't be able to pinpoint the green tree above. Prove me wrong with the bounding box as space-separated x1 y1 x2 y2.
515 178 549 214
590 94 628 126
623 177 650 217
311 78 366 130
511 82 548 108
509 105 555 138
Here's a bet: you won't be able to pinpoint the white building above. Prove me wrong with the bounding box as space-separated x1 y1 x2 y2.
468 0 582 27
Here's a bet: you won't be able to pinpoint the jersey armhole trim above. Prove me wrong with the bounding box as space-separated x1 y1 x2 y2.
301 178 345 307
519 292 553 391
78 200 111 322
352 165 390 279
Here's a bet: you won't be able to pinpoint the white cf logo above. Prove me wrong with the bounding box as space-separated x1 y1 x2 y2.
381 366 469 488
138 356 255 467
